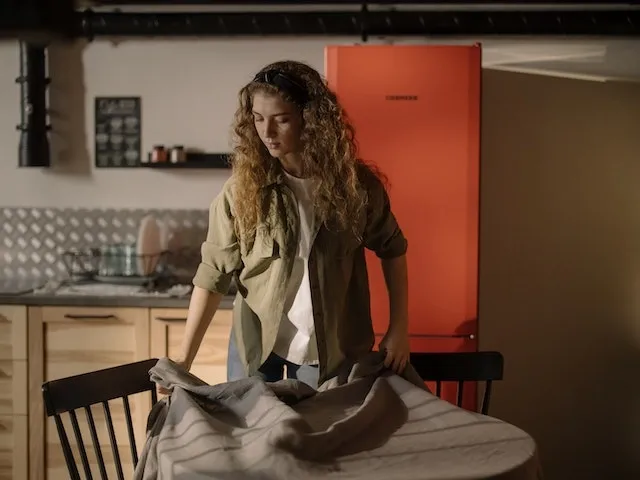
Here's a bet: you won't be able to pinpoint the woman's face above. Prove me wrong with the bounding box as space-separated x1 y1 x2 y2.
252 91 303 159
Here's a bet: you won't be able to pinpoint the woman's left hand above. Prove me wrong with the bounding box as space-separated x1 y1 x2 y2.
379 326 410 374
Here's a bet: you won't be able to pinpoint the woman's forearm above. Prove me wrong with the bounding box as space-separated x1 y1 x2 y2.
176 286 225 369
381 254 409 331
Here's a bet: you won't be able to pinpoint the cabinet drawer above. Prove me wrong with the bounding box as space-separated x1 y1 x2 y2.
39 306 146 325
38 307 149 380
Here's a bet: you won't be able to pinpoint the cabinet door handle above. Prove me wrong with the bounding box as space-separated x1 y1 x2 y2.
376 333 476 340
412 333 476 340
155 317 188 323
64 314 117 320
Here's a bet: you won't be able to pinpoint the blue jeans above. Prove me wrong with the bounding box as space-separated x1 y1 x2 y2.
227 327 320 389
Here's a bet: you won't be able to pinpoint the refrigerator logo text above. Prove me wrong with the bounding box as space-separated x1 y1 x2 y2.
385 95 418 101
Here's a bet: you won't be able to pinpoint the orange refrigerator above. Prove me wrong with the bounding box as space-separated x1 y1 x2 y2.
325 44 481 409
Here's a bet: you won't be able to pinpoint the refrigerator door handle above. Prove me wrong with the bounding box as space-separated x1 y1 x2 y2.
410 333 476 340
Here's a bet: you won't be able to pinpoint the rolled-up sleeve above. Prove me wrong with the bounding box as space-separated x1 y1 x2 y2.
362 168 408 259
192 179 243 294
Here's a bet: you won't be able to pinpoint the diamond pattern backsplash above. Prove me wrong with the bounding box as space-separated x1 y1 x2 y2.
0 207 208 281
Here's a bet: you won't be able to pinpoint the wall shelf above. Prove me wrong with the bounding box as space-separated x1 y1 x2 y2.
142 152 231 169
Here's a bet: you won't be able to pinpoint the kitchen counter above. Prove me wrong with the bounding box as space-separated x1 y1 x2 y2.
0 291 236 309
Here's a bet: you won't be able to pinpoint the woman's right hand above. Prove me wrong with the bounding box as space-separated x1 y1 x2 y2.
155 358 190 396
156 287 223 396
156 384 172 396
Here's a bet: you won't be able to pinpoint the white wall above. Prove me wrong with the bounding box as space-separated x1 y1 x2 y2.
0 38 354 208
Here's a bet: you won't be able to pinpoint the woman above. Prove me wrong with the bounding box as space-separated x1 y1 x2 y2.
165 60 409 391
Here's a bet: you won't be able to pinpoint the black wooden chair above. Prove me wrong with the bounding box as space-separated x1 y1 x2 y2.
409 351 504 415
42 358 159 480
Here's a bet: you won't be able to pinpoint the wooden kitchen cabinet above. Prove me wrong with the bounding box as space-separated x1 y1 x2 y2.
27 306 151 480
0 301 234 480
150 308 232 387
0 305 28 480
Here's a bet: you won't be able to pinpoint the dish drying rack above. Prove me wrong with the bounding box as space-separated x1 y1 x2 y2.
62 246 171 286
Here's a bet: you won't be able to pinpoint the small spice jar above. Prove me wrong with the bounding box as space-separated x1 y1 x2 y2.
169 145 186 164
151 145 167 163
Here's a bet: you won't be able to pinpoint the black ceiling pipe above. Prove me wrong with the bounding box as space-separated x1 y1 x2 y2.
0 0 76 41
92 1 638 5
76 8 640 38
16 42 51 168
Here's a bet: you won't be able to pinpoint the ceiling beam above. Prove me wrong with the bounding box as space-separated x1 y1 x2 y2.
90 1 638 5
76 8 640 38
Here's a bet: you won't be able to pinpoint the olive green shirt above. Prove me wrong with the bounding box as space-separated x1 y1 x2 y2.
192 164 408 384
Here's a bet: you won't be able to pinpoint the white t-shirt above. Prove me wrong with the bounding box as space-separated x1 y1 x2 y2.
272 171 319 365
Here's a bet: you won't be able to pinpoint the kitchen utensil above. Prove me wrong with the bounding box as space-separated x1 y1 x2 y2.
137 215 163 276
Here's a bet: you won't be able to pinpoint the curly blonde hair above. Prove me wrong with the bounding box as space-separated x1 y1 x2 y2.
230 60 380 240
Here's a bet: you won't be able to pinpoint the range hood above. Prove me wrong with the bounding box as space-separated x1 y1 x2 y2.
0 0 76 41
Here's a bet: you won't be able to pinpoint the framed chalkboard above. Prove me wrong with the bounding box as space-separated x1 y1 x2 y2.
94 96 141 168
